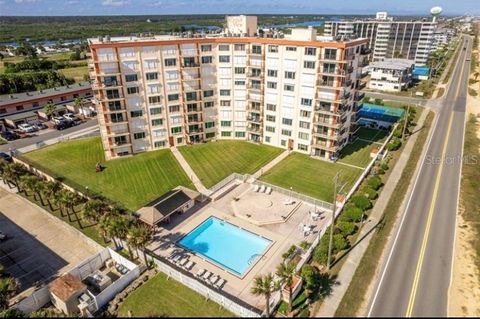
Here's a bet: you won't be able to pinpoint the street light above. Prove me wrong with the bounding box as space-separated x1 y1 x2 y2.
327 172 347 271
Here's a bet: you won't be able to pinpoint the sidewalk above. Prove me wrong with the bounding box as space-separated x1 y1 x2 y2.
315 108 429 316
170 146 209 194
252 149 290 178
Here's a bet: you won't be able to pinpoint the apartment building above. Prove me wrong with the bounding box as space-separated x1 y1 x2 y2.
88 16 368 161
369 59 414 92
324 12 437 65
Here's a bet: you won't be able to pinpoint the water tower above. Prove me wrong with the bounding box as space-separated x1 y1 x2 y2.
430 6 443 22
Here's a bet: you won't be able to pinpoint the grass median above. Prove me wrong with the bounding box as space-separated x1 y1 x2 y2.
335 111 434 317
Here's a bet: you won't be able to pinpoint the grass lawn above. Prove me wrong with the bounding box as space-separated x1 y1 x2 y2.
338 140 374 168
355 127 389 143
21 137 194 211
58 65 88 82
259 152 362 203
178 140 283 188
117 272 234 317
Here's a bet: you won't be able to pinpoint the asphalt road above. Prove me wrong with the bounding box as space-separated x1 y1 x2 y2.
364 91 430 106
368 35 471 317
0 118 98 153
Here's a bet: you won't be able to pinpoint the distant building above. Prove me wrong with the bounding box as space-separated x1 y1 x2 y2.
368 59 415 92
431 28 456 51
324 11 437 65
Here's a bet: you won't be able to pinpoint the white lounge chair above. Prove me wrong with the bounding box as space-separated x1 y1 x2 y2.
253 185 260 192
178 257 189 267
284 199 295 205
202 271 212 281
183 261 194 270
209 275 219 285
266 186 272 195
259 185 266 193
214 278 225 289
171 254 181 263
195 268 206 277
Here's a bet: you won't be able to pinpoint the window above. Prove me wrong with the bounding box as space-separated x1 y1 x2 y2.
266 115 276 122
267 69 278 77
265 136 271 143
252 45 262 54
221 131 231 137
113 136 127 145
298 143 308 151
201 44 212 52
299 121 310 129
285 71 295 79
171 126 182 134
301 98 312 107
219 55 230 63
281 140 287 147
284 84 294 91
300 110 311 118
205 121 215 128
267 82 277 89
286 46 297 51
305 47 317 56
325 48 337 60
234 80 245 85
108 101 122 111
298 132 309 140
281 129 292 136
168 94 179 102
169 105 180 113
146 72 158 80
251 68 261 77
154 141 166 148
134 132 146 140
282 118 293 126
220 121 231 127
266 104 276 111
185 92 198 101
164 58 176 66
235 131 245 138
127 86 139 94
151 119 163 126
218 44 230 51
150 107 163 115
0 108 6 114
16 105 24 111
125 74 138 82
234 44 245 51
268 45 278 53
204 101 214 108
220 100 231 107
304 61 315 69
149 96 161 104
110 113 124 123
234 67 245 74
219 90 230 96
130 110 143 117
203 90 214 98
201 56 212 64
266 126 275 133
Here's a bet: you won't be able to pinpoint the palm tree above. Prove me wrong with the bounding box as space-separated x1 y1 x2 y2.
2 163 27 191
276 262 297 313
18 175 37 197
82 199 106 226
63 191 83 226
251 273 277 317
0 276 18 309
107 216 130 251
53 189 69 218
74 97 84 111
96 215 111 244
43 101 56 120
41 181 61 211
127 225 153 263
33 179 47 207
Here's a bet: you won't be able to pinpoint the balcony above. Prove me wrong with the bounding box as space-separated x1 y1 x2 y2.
312 131 340 141
182 63 200 68
361 48 372 55
311 143 338 152
247 116 262 123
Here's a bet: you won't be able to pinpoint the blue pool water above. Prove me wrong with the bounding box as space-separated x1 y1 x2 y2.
178 216 272 276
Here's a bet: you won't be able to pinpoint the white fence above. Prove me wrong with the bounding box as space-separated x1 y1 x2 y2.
149 254 261 317
208 173 246 195
12 287 50 315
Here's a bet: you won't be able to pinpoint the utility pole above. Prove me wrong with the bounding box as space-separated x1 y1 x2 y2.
327 172 347 271
401 103 411 142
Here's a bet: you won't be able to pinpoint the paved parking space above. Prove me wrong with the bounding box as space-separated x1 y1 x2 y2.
0 187 101 292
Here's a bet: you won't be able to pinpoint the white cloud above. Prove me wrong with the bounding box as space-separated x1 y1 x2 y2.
14 0 40 3
101 0 130 6
147 1 162 7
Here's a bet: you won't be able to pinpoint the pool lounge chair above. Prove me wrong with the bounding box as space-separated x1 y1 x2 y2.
171 254 182 264
266 186 272 195
259 185 266 193
202 271 212 281
283 199 295 205
209 275 219 285
195 268 206 277
183 260 194 270
178 257 189 267
253 185 260 192
214 278 225 289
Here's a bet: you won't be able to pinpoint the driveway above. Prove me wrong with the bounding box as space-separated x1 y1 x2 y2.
0 186 101 293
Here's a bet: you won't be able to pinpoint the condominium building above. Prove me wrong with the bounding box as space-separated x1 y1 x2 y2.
324 11 437 65
368 59 415 92
88 16 368 161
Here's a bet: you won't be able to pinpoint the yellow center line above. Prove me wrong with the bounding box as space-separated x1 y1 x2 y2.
405 39 466 317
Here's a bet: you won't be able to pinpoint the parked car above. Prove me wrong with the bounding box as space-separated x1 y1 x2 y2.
63 113 82 125
55 121 74 131
0 152 13 162
29 120 48 130
18 123 38 133
51 116 66 125
0 131 19 141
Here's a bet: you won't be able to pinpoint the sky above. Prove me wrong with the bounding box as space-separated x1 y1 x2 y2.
0 0 478 16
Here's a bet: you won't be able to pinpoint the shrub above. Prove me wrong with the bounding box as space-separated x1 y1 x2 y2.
333 234 349 251
380 162 389 171
374 98 384 105
342 206 363 222
367 176 383 190
387 137 402 151
336 221 357 237
361 186 378 200
350 195 372 211
301 264 321 294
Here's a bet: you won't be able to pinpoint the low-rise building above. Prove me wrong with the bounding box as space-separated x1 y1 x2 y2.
368 59 414 92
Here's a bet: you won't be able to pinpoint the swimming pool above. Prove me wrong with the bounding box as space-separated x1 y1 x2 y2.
178 216 272 277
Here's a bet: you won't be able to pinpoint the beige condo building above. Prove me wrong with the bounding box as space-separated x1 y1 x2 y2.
88 16 368 161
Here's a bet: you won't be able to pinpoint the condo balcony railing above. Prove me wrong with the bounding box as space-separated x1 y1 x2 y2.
182 63 200 68
311 143 338 152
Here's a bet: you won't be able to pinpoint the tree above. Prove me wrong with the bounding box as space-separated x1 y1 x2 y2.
74 97 84 110
333 234 349 251
63 192 83 227
82 199 106 225
107 216 130 250
474 71 479 81
250 273 277 317
301 264 321 297
96 215 111 244
52 189 69 218
127 225 153 263
0 276 18 310
2 163 27 191
276 262 296 313
350 195 372 211
336 221 357 237
41 181 61 211
43 101 56 120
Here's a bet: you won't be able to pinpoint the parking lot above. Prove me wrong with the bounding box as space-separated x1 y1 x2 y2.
0 187 102 292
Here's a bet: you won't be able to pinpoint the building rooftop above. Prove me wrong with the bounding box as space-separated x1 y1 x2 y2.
48 274 86 302
0 81 91 107
370 58 415 71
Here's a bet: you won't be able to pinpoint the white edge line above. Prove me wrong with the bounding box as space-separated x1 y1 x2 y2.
367 103 440 316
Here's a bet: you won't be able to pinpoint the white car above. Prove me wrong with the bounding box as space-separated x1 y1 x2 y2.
51 116 66 125
18 123 37 133
63 113 82 125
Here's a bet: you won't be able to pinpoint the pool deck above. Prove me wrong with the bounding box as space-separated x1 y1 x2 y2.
147 181 330 311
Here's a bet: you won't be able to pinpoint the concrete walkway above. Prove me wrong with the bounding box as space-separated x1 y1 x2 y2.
170 146 209 194
252 149 290 178
315 108 429 316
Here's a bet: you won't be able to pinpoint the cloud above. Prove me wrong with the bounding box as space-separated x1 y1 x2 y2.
66 0 79 4
147 1 162 7
101 0 129 6
14 0 40 3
